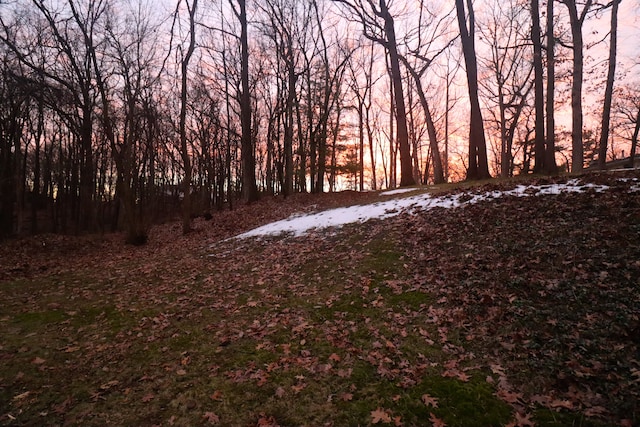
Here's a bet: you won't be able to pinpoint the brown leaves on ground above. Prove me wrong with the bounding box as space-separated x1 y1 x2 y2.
403 170 640 421
371 407 392 424
421 394 439 408
0 190 379 282
1 170 639 426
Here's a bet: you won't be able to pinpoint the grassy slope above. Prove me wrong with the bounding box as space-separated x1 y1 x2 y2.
0 171 639 426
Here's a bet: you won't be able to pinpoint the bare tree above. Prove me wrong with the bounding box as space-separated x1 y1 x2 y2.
1 0 105 232
597 0 620 169
98 1 162 244
478 0 534 178
531 0 545 173
545 0 558 173
561 0 593 172
455 0 490 180
172 0 199 233
614 85 640 167
0 47 28 238
399 1 455 184
333 0 415 187
228 0 259 202
258 0 311 196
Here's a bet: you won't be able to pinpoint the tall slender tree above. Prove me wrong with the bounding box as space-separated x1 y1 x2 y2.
545 0 558 173
531 0 546 173
230 0 259 202
562 0 593 172
598 0 619 169
176 0 198 234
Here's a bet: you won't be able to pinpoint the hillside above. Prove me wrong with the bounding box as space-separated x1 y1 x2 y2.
1 170 639 426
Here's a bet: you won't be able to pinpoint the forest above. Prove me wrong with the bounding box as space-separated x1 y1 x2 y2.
0 0 638 243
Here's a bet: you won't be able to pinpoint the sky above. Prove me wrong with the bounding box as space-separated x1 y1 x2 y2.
230 176 639 240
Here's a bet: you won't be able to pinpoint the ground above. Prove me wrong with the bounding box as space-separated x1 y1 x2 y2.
0 170 639 426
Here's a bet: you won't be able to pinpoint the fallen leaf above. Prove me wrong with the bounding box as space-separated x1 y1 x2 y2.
291 383 306 394
32 357 46 365
141 393 154 402
210 390 223 401
202 412 220 425
456 371 470 382
421 394 439 408
99 380 120 390
257 414 279 426
340 392 353 401
371 407 392 424
549 399 573 410
429 413 446 427
497 389 523 404
12 391 31 401
514 411 535 427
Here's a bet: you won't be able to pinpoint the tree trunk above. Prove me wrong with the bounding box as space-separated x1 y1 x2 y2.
79 105 95 233
455 0 490 180
358 102 365 191
598 0 619 169
284 61 295 197
531 0 546 174
628 110 640 168
238 0 259 202
545 0 558 173
402 61 445 184
179 0 198 234
564 0 593 172
380 0 415 187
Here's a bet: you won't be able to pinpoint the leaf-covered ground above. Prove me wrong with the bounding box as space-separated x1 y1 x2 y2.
1 170 639 426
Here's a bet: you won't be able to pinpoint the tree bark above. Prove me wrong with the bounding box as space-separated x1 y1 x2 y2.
628 109 639 168
563 0 593 172
178 0 198 234
545 0 558 173
379 0 415 187
400 58 445 184
236 0 259 202
598 0 619 169
455 0 490 180
531 0 546 174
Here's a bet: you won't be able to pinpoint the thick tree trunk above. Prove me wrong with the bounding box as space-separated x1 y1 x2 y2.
283 63 295 197
456 0 490 180
380 0 415 187
79 107 94 233
564 0 593 172
238 0 259 202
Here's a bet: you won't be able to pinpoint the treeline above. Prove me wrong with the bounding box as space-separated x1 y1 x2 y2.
0 0 638 243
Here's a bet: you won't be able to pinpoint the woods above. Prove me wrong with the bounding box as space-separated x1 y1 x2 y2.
0 0 637 240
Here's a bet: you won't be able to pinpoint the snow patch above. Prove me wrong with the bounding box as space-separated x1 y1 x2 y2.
380 188 419 196
232 180 611 240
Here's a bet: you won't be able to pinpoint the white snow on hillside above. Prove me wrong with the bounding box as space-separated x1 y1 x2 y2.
233 178 627 240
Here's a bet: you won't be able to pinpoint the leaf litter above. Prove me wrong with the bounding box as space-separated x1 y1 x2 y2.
0 170 638 426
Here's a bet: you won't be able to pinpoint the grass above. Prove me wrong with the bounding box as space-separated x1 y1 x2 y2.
0 229 509 426
1 170 639 426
